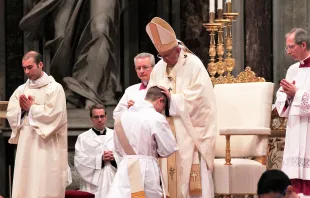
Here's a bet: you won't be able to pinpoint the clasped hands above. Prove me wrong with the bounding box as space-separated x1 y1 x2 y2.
102 150 114 162
19 94 33 112
280 79 297 99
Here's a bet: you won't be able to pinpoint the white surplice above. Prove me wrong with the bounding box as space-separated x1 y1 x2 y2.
107 100 178 198
147 48 217 198
113 83 147 119
6 73 68 198
74 127 119 198
276 61 310 180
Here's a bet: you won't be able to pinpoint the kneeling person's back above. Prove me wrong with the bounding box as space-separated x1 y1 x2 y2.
107 86 178 198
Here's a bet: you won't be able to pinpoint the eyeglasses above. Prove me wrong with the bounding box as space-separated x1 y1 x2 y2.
157 47 178 59
285 44 300 52
92 115 106 119
135 66 152 71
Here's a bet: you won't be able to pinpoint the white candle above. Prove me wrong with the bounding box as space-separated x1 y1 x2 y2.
209 0 215 12
218 0 223 9
226 0 231 2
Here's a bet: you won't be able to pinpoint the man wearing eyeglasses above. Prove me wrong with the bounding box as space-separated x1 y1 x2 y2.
275 28 310 197
74 104 119 198
146 17 217 198
113 53 155 119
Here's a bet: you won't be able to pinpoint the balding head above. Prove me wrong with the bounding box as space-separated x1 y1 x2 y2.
22 51 42 65
22 51 44 80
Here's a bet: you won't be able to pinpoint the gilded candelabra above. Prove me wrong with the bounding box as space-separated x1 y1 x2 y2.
215 9 230 84
223 1 238 83
203 12 221 84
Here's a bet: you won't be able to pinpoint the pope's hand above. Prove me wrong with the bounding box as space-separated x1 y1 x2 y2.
158 86 171 100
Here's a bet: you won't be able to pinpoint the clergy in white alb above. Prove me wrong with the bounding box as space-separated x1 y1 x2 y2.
6 51 68 198
113 53 155 118
146 17 217 198
75 104 119 198
275 28 310 196
107 86 178 198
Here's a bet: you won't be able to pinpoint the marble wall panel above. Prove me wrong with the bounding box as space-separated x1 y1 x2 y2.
180 0 210 67
245 0 273 82
5 0 24 100
0 0 5 101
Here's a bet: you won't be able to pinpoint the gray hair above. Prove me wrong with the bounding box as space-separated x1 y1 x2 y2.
285 28 310 50
134 52 155 66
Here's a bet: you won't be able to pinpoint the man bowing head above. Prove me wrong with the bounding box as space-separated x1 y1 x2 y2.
6 51 68 198
146 17 217 198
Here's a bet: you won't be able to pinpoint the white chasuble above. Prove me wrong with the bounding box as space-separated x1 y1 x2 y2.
6 73 68 198
148 49 217 198
276 62 310 180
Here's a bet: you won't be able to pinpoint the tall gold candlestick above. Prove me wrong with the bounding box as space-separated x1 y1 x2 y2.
203 12 221 84
223 2 238 83
215 13 230 82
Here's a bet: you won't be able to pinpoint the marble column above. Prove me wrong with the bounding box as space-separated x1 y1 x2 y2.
273 0 310 91
245 0 273 82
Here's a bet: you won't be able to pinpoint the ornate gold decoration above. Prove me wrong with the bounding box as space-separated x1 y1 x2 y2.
225 135 232 165
203 12 221 84
223 3 238 80
215 14 230 84
214 66 266 85
270 108 287 132
189 164 202 195
235 67 266 83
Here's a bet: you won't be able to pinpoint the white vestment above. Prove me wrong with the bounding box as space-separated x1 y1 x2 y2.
148 49 217 198
6 73 68 198
74 127 119 198
113 83 147 119
107 101 178 198
276 61 310 180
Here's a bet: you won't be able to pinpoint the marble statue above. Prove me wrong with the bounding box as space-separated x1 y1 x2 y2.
19 0 122 108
